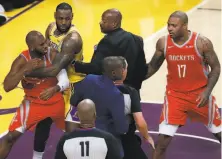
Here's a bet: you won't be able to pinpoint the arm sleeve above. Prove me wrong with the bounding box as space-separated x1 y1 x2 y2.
106 135 123 159
122 36 138 82
109 92 129 134
57 69 70 92
74 39 107 75
130 88 142 113
54 136 67 159
74 59 101 75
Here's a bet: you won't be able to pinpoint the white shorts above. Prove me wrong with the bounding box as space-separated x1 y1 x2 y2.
159 121 221 136
65 106 80 123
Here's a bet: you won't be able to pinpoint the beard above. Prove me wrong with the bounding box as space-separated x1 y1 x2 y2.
56 22 71 33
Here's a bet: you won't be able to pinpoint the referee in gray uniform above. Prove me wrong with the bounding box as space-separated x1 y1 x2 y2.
55 99 122 159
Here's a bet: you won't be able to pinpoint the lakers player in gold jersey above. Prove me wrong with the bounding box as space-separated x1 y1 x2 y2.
27 3 85 159
45 4 85 114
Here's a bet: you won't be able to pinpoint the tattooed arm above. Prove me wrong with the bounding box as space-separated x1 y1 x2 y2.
145 36 165 79
26 32 83 78
196 35 221 107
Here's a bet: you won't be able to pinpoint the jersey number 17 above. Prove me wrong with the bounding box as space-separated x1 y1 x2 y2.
177 64 186 78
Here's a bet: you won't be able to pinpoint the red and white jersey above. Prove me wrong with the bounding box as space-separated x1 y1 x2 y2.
165 31 209 92
20 49 63 104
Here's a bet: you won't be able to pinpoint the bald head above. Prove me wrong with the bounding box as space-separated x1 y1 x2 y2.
26 30 43 47
77 99 96 122
103 9 122 25
25 30 48 55
169 11 188 24
100 9 122 33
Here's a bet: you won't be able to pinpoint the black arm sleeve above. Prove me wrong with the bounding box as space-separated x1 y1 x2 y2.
106 135 123 159
130 88 142 113
74 51 104 75
123 36 138 83
54 136 67 159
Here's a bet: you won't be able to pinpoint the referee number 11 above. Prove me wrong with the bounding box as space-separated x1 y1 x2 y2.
177 64 186 78
80 141 90 157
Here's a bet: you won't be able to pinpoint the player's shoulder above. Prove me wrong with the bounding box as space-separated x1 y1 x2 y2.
66 30 81 38
62 31 82 44
195 33 213 52
20 50 30 59
47 22 56 30
196 33 211 43
156 35 166 50
21 49 29 54
158 35 166 43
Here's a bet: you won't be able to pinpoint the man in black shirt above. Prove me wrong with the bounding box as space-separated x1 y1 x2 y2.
73 9 147 91
114 64 155 159
55 99 122 159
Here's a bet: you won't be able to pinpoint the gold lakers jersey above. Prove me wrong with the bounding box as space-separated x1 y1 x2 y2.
48 23 85 83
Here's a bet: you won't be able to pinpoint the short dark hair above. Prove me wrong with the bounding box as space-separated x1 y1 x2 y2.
56 2 72 12
102 56 126 73
169 11 188 24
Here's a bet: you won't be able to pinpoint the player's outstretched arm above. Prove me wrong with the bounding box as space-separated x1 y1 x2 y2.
196 35 221 107
3 56 41 92
145 36 165 79
26 32 83 78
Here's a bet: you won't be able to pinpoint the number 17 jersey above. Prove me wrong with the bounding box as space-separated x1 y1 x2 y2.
165 31 208 92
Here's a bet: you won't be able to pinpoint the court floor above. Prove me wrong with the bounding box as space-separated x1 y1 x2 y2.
0 0 221 158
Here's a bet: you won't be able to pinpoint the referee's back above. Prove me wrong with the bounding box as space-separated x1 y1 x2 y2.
55 128 122 159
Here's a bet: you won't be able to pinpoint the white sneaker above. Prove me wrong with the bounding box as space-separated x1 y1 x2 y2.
0 4 5 13
0 13 7 25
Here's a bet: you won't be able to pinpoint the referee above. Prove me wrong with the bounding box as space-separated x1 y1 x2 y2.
114 61 155 159
55 99 122 159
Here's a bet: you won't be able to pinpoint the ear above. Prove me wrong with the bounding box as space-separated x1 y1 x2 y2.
111 70 116 77
113 22 117 28
71 13 74 19
94 111 96 118
183 23 188 29
54 12 56 19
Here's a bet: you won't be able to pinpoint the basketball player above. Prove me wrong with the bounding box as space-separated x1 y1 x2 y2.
145 11 221 159
29 3 84 158
46 2 84 106
0 31 69 159
55 99 122 159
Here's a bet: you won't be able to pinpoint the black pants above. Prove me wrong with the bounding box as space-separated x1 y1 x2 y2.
121 133 148 159
34 118 53 152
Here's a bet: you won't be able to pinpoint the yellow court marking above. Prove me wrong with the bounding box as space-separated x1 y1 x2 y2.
0 0 201 134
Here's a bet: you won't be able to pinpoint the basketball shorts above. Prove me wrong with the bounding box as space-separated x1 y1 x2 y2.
65 106 80 123
9 99 65 133
159 89 221 136
63 82 80 115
